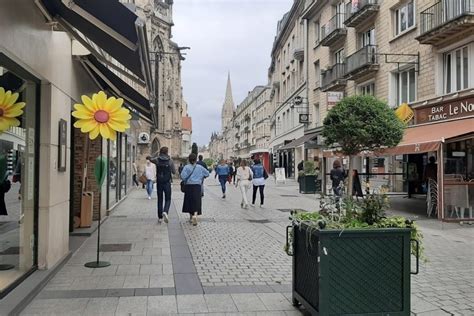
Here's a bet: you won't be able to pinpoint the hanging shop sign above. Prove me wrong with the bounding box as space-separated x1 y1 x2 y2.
395 103 414 123
327 91 344 109
299 113 309 123
415 97 474 124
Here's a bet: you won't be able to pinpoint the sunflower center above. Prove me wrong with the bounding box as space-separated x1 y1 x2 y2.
0 109 4 117
94 110 109 123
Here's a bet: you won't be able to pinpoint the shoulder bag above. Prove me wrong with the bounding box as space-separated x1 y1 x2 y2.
180 165 197 193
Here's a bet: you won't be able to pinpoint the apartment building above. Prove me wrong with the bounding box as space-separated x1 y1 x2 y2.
301 0 474 221
268 0 308 179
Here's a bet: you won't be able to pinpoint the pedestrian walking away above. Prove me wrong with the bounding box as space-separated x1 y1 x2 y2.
132 161 139 188
228 162 235 184
330 159 346 198
181 153 209 226
236 159 253 209
196 155 207 197
251 158 268 207
144 156 156 200
150 147 175 224
215 159 230 198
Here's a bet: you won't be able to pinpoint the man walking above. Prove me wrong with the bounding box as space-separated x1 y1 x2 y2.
197 155 207 196
215 159 230 198
151 147 175 224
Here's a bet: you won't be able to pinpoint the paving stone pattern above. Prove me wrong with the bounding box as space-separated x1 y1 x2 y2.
20 177 474 315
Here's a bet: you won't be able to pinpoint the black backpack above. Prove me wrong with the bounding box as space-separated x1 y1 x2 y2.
156 158 172 184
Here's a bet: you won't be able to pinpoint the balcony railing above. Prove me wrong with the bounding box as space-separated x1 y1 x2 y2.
418 0 474 44
320 13 347 46
345 45 379 79
321 63 346 91
344 0 379 28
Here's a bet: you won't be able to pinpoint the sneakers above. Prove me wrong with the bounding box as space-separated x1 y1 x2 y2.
240 202 244 208
157 218 162 224
244 204 249 209
260 204 264 208
222 194 226 199
191 215 197 226
163 212 169 224
148 196 151 200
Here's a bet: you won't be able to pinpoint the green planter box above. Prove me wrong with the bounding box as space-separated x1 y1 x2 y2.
298 175 317 194
289 223 416 315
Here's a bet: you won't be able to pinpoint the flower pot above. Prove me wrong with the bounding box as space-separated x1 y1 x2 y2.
298 175 317 194
287 223 418 315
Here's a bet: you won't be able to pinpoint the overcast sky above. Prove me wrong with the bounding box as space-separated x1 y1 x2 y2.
172 0 292 147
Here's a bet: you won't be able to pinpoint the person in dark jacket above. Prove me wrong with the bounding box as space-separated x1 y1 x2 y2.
150 147 175 224
352 169 364 200
196 155 207 197
330 160 346 197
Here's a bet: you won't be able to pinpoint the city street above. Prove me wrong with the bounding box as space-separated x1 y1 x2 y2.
21 177 474 315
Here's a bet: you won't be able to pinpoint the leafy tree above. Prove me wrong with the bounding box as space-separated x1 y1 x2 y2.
203 158 214 167
322 95 404 196
191 142 198 155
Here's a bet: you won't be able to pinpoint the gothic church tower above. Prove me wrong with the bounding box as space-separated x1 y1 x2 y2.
221 73 235 130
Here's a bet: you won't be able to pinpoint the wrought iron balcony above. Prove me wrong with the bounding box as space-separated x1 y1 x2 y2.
345 45 379 80
320 13 347 47
244 113 251 121
344 0 379 28
417 0 474 45
321 63 347 92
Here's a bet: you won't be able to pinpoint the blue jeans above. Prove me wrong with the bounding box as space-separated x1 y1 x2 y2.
157 181 172 219
146 180 154 196
218 175 227 193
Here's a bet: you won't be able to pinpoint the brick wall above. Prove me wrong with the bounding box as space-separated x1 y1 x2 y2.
72 128 103 223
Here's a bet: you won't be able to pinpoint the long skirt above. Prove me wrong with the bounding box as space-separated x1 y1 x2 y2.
182 184 202 215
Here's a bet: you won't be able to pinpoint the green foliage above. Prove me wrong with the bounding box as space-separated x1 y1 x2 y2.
191 142 198 155
94 156 108 187
322 95 405 156
203 158 214 167
302 161 316 176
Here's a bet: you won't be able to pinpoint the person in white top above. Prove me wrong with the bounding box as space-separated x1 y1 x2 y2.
144 156 156 200
236 160 253 209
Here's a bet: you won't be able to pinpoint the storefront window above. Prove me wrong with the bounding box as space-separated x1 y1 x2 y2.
120 134 126 198
0 62 38 295
108 140 118 207
444 137 474 219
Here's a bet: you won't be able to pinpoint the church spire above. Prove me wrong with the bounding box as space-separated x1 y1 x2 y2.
221 72 234 129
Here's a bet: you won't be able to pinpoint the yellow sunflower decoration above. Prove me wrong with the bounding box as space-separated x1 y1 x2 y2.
0 87 26 133
72 91 131 141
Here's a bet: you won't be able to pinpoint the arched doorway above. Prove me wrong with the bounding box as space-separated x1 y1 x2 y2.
151 138 160 155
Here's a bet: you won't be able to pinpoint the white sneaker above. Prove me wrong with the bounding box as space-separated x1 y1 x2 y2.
157 219 162 224
163 212 169 223
192 215 198 226
148 196 151 200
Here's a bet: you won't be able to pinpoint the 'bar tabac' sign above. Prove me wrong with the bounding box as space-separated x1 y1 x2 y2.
415 97 474 124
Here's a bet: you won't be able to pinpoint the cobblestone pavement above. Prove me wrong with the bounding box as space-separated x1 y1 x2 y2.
21 177 474 315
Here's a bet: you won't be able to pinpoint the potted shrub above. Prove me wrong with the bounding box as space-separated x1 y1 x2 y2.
298 161 318 194
284 96 421 315
285 191 423 315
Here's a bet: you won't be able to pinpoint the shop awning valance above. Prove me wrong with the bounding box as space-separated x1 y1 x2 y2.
278 132 319 151
39 0 148 81
382 118 474 155
80 54 152 122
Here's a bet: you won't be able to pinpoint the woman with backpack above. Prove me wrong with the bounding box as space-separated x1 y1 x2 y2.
150 147 176 224
236 160 253 209
181 153 209 226
250 159 268 207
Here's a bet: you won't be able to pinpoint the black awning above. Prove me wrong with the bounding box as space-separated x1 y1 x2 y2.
40 0 144 80
80 54 151 122
279 132 319 151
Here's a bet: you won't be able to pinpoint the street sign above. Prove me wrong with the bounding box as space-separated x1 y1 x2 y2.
299 113 309 123
327 91 344 109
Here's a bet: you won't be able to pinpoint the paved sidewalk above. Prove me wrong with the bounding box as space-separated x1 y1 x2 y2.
21 177 474 315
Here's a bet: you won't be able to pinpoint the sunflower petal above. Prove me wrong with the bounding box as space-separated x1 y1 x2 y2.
4 108 23 118
108 127 117 141
0 88 5 105
111 110 132 121
89 125 100 140
99 124 111 139
108 98 124 113
7 118 20 127
81 95 96 112
5 92 19 107
72 110 93 120
96 91 107 109
80 120 98 133
74 103 92 114
74 119 93 129
0 118 9 132
108 119 127 132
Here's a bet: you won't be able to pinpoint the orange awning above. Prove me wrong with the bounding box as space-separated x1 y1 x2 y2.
381 118 474 155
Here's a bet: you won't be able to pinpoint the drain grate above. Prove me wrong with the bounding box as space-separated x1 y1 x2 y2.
100 243 132 252
247 219 271 224
280 195 298 197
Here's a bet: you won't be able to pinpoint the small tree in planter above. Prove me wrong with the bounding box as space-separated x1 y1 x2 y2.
322 95 404 196
298 161 317 194
191 142 198 155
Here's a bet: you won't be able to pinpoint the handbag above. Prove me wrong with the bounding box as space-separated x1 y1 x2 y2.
180 165 197 193
138 174 147 184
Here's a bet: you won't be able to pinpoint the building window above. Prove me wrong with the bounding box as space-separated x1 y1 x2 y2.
358 82 375 96
314 61 321 88
334 48 345 64
394 1 415 36
395 68 416 104
443 45 470 94
360 27 376 47
314 21 320 45
314 103 320 126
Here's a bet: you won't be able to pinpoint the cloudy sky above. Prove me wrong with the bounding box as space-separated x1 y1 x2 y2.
172 0 292 146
